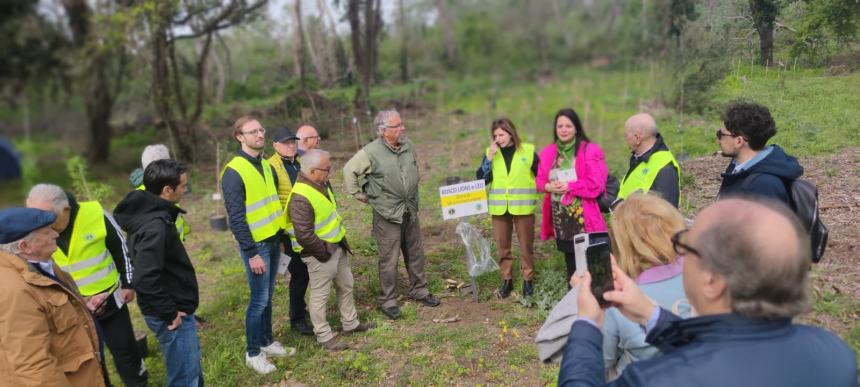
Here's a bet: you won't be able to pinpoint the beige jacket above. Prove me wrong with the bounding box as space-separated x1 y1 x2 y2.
0 251 104 387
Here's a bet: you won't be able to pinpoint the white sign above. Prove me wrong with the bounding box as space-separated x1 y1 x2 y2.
439 180 488 220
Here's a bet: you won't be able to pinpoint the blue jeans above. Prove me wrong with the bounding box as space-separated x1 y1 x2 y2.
241 239 280 356
144 314 203 387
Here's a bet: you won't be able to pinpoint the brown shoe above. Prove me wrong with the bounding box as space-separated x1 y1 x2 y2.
343 322 377 335
320 336 348 352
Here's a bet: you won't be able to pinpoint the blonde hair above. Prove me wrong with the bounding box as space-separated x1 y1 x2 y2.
610 193 685 279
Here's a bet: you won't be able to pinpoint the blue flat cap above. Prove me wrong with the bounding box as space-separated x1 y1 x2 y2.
0 208 57 244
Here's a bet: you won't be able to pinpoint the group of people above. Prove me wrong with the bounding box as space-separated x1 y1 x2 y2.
474 100 855 386
0 99 856 386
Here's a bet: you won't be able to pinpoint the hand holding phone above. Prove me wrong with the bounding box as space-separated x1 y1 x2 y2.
585 242 614 307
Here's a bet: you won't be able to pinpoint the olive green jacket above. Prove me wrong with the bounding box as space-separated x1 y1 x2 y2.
343 137 420 224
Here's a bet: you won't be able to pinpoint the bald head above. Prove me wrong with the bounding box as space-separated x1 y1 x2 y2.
296 125 320 152
688 197 811 319
624 113 659 154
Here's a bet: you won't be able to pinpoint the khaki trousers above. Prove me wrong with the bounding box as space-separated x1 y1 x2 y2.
492 213 536 281
373 211 430 308
302 246 359 343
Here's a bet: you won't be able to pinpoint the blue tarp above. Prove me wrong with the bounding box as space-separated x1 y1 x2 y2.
0 137 22 180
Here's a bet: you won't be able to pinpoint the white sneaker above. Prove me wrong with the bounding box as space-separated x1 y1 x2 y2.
261 341 296 358
245 353 276 374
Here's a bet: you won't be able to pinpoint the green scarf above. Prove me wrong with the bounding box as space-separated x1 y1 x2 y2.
556 140 576 164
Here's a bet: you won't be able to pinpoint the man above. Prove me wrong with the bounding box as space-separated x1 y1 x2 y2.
114 159 203 386
343 110 440 320
268 126 314 336
287 149 375 351
717 101 802 205
617 113 680 207
559 197 857 386
129 144 191 242
296 124 321 156
0 208 105 386
27 184 148 387
222 115 295 374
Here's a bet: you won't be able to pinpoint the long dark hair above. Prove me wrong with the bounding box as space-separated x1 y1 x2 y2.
490 117 522 150
553 108 589 153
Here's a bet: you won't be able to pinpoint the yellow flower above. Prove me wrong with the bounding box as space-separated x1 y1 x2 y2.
578 217 584 224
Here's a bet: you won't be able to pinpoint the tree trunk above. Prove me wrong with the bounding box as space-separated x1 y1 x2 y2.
292 0 307 89
398 0 409 83
749 0 778 66
62 0 116 162
434 0 458 69
347 0 369 110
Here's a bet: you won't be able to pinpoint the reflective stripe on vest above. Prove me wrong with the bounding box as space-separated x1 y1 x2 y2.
137 184 190 241
618 150 680 200
51 201 119 296
224 156 285 242
487 143 537 216
288 182 346 244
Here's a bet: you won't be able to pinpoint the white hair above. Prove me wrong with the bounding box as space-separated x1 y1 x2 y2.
141 144 171 169
0 231 34 255
27 184 69 215
300 149 330 175
373 110 400 136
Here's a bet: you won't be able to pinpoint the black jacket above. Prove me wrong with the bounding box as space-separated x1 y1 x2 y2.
623 133 680 207
114 190 199 322
221 149 281 257
559 309 857 386
718 145 803 206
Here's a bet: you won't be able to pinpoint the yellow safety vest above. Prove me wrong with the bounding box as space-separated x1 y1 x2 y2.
223 156 285 242
487 143 537 216
267 154 301 208
137 184 190 242
286 182 346 245
51 201 120 296
618 150 680 200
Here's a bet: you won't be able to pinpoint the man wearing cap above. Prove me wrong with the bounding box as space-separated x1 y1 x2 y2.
296 124 321 156
222 115 295 374
26 184 147 387
0 208 105 386
269 127 314 336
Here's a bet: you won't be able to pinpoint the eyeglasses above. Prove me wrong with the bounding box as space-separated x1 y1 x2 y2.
386 123 404 129
313 167 331 173
301 136 320 141
715 130 734 140
242 128 266 136
671 229 701 258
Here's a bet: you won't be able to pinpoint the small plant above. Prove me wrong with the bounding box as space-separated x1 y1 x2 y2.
66 155 113 202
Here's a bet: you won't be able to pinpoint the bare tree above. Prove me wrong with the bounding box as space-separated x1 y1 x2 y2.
147 0 267 162
434 0 458 69
347 0 383 110
398 0 409 83
61 0 127 162
291 0 308 88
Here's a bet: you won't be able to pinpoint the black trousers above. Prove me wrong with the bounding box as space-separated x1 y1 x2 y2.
98 303 148 387
285 246 310 324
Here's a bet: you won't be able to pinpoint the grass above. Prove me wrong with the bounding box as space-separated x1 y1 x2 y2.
5 64 859 385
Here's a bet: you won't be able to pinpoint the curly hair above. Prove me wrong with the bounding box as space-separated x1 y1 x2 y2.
722 101 777 150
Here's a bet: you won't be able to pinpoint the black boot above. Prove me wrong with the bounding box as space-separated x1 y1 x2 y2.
498 279 513 299
523 280 534 298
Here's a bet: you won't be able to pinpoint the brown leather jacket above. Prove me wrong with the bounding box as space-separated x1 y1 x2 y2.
288 173 350 262
0 251 104 387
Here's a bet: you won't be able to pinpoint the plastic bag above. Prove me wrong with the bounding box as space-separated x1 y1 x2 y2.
456 222 499 278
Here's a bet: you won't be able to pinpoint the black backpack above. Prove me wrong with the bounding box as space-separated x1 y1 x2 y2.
788 178 829 263
746 173 828 262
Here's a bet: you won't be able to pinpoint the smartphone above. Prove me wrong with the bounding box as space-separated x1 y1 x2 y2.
585 241 613 307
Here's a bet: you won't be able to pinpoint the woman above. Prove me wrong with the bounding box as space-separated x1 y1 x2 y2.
536 108 608 281
536 193 690 376
600 193 691 377
476 118 540 298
